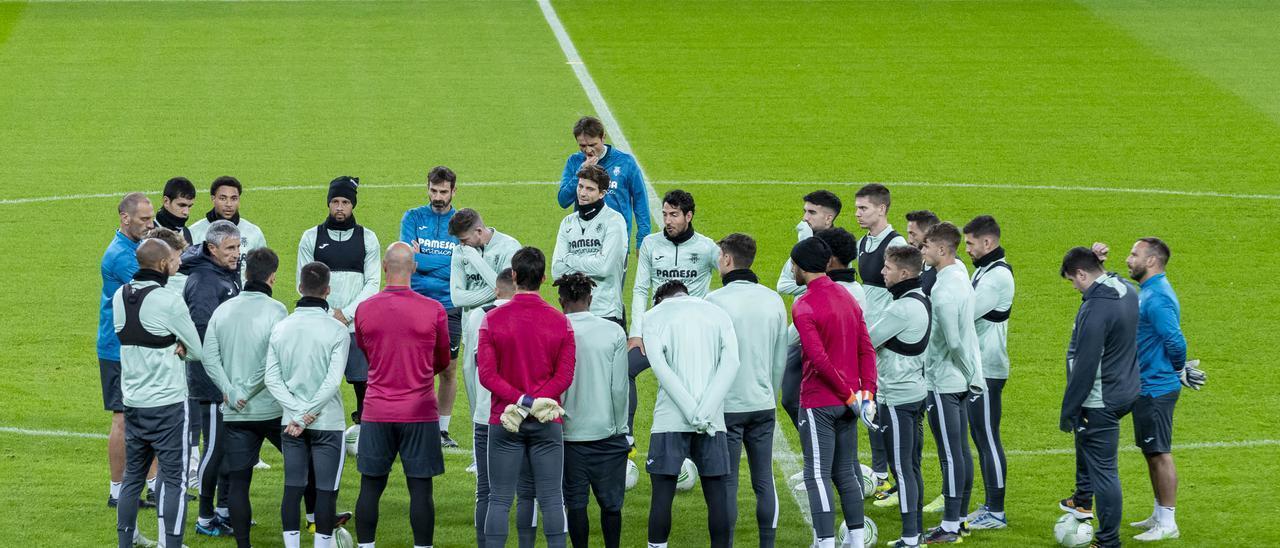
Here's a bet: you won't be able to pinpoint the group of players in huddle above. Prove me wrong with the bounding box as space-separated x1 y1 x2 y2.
98 116 1196 548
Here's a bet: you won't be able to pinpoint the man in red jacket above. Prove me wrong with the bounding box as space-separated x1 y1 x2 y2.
477 246 576 548
353 242 452 548
791 237 878 548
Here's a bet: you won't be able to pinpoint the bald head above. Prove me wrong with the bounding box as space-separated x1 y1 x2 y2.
136 238 174 272
383 242 416 285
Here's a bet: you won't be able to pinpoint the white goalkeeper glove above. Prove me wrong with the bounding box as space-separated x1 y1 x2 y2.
848 390 877 430
500 404 529 432
530 397 566 423
1179 359 1206 390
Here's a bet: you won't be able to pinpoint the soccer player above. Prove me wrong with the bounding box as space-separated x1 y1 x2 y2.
904 210 940 295
869 245 932 547
556 272 631 548
201 247 290 548
919 222 983 544
155 177 197 295
101 193 155 511
183 219 242 537
188 176 268 273
552 165 629 327
477 247 576 548
962 215 1013 530
113 237 204 548
264 262 351 548
706 233 787 548
1097 238 1190 541
1057 247 1141 548
401 166 464 448
776 190 842 296
464 270 540 548
353 242 452 548
790 237 877 548
641 280 740 548
296 176 381 425
556 115 650 251
627 189 720 439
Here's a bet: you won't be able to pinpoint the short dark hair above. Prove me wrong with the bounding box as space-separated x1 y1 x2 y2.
963 215 1001 239
573 116 606 139
905 209 940 230
1060 247 1103 278
1137 237 1171 266
717 233 756 269
163 177 196 201
210 176 242 196
855 183 891 209
814 228 857 267
299 261 330 297
654 280 688 305
576 164 610 192
554 272 596 304
511 247 546 291
428 166 457 189
245 247 279 284
663 189 695 215
885 245 924 275
925 222 961 252
144 227 186 253
803 190 842 215
448 208 482 237
496 267 515 291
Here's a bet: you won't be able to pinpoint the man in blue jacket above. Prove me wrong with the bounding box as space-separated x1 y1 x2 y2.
400 166 464 448
556 116 651 251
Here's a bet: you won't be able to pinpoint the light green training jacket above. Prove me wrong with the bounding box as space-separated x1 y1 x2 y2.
629 230 720 338
450 228 521 313
264 304 350 431
925 263 984 394
552 208 628 319
202 290 289 422
561 311 630 442
296 225 381 331
706 278 788 414
641 295 740 434
971 258 1014 380
113 280 205 408
869 286 930 406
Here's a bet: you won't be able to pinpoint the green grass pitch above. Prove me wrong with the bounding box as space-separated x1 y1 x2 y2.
1 1 1278 546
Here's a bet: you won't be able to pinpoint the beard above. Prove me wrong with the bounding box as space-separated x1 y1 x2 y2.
431 199 450 209
1129 264 1147 281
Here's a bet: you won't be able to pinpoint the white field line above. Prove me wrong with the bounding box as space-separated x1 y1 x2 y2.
772 424 814 526
535 0 663 226
5 179 1279 206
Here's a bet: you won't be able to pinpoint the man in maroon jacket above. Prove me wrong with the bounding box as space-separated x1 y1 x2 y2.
791 237 878 548
477 246 576 548
353 242 452 547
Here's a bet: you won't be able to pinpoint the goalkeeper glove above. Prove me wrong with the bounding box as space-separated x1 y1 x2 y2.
847 390 877 430
1179 359 1206 390
500 404 529 433
530 397 566 423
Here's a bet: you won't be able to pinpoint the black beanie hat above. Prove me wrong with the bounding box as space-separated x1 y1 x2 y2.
328 176 359 207
790 237 833 274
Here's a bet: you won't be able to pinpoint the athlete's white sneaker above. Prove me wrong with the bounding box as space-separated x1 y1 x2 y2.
465 462 478 474
133 530 157 547
1130 514 1158 529
1134 524 1179 542
923 494 945 513
254 459 271 470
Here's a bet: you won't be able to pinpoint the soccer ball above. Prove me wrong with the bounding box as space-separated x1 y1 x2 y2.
333 526 354 548
343 424 360 457
835 518 877 547
1054 514 1094 547
859 464 876 498
676 458 697 491
625 459 639 490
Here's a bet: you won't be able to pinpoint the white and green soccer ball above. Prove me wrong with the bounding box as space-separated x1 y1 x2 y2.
343 424 360 458
859 463 876 498
835 517 877 547
676 458 697 491
1054 513 1094 547
334 526 354 548
625 459 639 490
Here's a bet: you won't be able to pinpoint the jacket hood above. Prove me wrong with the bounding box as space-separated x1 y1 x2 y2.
182 244 237 279
1084 273 1130 302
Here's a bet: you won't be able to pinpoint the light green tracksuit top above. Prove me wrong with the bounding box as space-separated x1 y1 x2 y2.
202 290 289 422
463 299 509 426
113 280 205 408
552 208 629 319
971 258 1014 380
296 225 381 332
641 295 740 434
629 230 720 338
450 228 522 313
869 286 930 406
925 262 984 394
706 277 789 413
561 311 630 442
264 304 350 431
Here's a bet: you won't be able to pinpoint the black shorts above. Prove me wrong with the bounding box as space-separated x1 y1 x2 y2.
345 333 370 382
564 435 630 511
224 418 283 472
1133 391 1179 455
446 307 462 360
99 358 123 412
357 421 445 479
646 431 730 478
282 429 345 491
